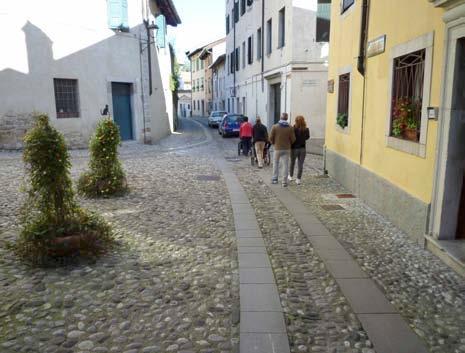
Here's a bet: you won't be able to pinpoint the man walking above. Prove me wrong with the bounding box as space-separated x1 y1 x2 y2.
239 116 253 156
269 113 296 186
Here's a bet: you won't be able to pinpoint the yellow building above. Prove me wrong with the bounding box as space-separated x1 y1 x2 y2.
325 0 465 270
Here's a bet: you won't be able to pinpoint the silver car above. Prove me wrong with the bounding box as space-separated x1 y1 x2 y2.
207 111 228 128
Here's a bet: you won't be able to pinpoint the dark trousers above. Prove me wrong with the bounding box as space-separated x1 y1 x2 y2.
290 148 306 179
241 137 252 155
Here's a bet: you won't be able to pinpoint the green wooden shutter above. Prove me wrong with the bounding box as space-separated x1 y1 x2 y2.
156 15 166 48
107 0 128 30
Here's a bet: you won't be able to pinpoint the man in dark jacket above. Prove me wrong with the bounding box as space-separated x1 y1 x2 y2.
269 113 296 186
252 117 268 168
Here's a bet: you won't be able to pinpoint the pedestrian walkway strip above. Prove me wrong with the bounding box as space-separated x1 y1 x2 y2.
216 159 291 353
258 170 429 353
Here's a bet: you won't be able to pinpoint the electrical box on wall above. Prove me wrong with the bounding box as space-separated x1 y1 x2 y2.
428 106 439 120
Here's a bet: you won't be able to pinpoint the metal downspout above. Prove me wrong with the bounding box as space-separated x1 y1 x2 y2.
358 0 369 166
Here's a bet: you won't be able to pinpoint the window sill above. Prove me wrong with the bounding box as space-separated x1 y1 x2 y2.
386 136 426 158
335 124 349 134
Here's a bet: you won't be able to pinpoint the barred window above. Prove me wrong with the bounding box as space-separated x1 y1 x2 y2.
337 73 350 129
54 78 80 118
390 49 425 142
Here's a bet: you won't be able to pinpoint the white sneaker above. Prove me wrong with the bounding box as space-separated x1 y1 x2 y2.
296 179 301 185
288 175 294 182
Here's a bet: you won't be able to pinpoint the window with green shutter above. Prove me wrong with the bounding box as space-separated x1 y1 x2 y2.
156 15 166 48
107 0 129 31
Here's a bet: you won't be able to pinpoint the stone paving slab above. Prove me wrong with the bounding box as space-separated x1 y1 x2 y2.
237 238 266 247
238 246 268 254
240 312 287 333
236 230 263 238
238 253 272 268
358 314 429 353
240 333 290 353
324 259 369 279
336 278 397 314
240 284 282 312
239 268 275 284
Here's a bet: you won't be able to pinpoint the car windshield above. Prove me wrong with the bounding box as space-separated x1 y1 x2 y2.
228 115 243 123
213 112 227 117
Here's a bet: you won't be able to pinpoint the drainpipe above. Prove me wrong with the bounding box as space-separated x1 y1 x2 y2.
261 0 265 92
144 20 158 96
233 5 237 104
358 0 369 166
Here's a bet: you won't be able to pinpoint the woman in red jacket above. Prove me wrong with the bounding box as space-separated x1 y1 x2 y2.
239 116 253 156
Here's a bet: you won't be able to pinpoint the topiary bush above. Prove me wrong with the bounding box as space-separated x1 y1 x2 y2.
77 118 128 197
17 114 113 263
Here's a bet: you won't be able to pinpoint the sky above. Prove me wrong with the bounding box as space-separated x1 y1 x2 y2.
168 0 225 64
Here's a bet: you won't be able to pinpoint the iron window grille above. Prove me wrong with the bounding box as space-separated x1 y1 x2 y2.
341 0 355 14
53 78 80 118
337 73 350 126
390 49 426 142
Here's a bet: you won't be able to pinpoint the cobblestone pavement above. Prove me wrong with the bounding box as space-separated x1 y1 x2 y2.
284 158 465 353
0 119 239 353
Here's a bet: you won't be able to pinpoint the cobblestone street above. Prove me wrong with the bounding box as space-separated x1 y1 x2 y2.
1 117 465 353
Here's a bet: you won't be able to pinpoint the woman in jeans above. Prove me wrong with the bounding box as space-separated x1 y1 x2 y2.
288 116 310 185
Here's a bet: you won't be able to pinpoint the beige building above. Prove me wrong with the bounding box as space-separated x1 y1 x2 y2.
187 38 226 117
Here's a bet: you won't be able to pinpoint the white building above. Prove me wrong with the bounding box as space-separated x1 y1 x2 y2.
0 0 181 149
210 54 227 112
178 90 192 118
224 0 330 144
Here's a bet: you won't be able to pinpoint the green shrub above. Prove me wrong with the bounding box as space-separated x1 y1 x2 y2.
17 114 113 263
336 113 348 129
77 118 128 197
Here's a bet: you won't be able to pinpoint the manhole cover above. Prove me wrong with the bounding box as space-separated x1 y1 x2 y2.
336 194 356 199
196 175 221 181
320 204 345 211
225 157 241 162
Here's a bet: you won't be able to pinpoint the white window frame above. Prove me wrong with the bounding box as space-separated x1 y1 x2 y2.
385 32 434 158
335 65 352 134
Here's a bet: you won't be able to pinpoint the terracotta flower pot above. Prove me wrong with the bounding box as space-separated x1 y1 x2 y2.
48 234 95 257
403 128 418 142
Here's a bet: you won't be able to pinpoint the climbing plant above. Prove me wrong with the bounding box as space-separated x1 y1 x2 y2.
17 114 113 262
77 118 128 197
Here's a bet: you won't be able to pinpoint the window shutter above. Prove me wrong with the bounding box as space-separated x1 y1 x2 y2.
156 15 166 48
107 0 123 29
121 0 128 29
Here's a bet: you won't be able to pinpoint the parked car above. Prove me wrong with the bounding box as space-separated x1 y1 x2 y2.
218 114 245 137
207 111 228 128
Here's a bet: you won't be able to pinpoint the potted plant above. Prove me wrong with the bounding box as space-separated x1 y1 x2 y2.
337 113 348 129
391 98 420 142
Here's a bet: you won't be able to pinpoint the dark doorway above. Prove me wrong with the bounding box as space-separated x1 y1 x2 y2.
271 83 281 124
111 83 133 140
453 38 465 239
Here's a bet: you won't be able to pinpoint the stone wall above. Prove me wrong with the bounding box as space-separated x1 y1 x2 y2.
0 113 35 150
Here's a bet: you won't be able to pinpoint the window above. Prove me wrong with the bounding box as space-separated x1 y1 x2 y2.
235 47 240 71
53 79 80 118
242 41 246 68
107 0 129 30
201 78 204 91
156 14 166 48
257 28 262 60
278 8 285 48
248 36 253 64
193 101 196 110
266 19 272 55
201 60 204 70
247 0 253 5
241 0 246 15
390 49 426 142
230 52 235 74
316 0 331 42
337 73 350 129
234 1 239 23
226 15 230 34
341 0 355 14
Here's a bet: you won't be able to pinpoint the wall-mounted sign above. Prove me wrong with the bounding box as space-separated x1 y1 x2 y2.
428 106 439 120
327 79 334 93
367 35 386 58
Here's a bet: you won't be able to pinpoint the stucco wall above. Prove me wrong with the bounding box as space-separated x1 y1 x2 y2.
325 0 445 204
